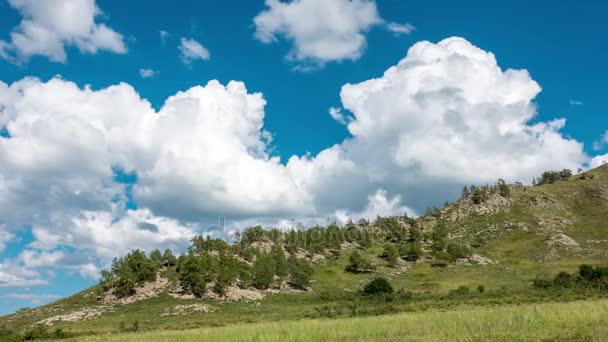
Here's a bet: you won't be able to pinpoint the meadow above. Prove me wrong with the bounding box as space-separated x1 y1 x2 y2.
71 299 608 341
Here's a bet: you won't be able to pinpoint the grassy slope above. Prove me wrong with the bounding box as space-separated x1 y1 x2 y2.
73 299 608 341
2 167 608 337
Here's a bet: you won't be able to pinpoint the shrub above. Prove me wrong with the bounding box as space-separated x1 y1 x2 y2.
400 242 423 262
363 277 394 295
477 285 486 293
446 242 471 261
380 244 399 267
449 285 470 297
345 251 375 273
252 252 276 289
289 256 313 289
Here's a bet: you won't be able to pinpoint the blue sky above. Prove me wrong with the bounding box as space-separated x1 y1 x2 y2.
0 0 607 315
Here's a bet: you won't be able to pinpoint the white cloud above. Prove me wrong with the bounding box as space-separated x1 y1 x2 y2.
0 230 15 253
570 99 583 106
0 37 600 289
160 30 170 46
590 154 608 168
253 0 382 68
328 107 350 125
0 0 126 63
139 68 157 78
334 189 414 224
593 131 608 150
386 22 415 36
0 261 48 288
179 37 210 64
334 37 587 201
1 293 61 305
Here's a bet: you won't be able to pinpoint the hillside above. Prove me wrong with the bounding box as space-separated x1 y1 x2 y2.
2 166 608 340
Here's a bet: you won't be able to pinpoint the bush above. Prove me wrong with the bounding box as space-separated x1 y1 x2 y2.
446 242 471 261
345 251 375 273
400 242 423 262
118 321 139 333
380 244 399 267
449 285 470 297
363 277 394 295
252 252 275 289
477 285 486 293
289 256 313 289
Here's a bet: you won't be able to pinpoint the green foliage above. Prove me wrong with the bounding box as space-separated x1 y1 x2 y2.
449 286 471 297
288 256 313 289
104 249 159 298
380 244 399 267
363 277 394 295
533 265 608 291
118 321 139 333
400 241 423 262
214 252 242 295
535 169 573 186
446 242 471 261
497 179 510 198
430 222 448 253
162 249 177 267
345 251 375 273
271 245 289 278
149 249 163 267
252 252 276 289
177 253 217 297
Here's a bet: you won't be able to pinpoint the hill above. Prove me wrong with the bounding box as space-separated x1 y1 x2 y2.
2 166 608 340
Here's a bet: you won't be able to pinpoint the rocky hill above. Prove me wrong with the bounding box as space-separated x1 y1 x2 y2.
2 165 608 339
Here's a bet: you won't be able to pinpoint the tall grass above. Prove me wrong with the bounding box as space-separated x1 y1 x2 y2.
76 299 608 341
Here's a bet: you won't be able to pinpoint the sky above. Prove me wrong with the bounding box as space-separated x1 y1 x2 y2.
0 0 607 315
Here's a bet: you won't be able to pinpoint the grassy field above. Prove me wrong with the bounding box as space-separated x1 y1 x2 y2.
70 299 608 341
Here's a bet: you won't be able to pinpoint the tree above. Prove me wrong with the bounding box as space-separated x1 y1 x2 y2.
380 244 399 267
178 255 207 297
288 256 313 289
149 249 163 267
446 241 471 261
471 189 483 204
214 253 240 295
363 277 394 295
345 251 375 273
430 222 448 253
252 252 275 289
271 244 289 278
462 185 469 198
162 249 177 267
400 241 423 262
497 179 510 198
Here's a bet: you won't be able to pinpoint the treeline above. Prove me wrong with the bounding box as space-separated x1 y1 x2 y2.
532 169 573 186
101 215 473 298
461 179 511 205
533 264 608 291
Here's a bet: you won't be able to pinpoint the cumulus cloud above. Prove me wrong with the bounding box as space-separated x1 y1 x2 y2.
159 30 170 46
139 68 157 78
253 0 382 68
0 230 15 253
0 0 126 63
386 22 415 36
179 37 210 64
590 154 608 168
0 37 599 289
328 107 351 125
593 131 608 151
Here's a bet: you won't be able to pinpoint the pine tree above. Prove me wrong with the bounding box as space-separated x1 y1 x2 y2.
252 252 275 289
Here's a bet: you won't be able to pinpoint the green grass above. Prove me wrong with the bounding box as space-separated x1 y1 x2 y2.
70 299 608 341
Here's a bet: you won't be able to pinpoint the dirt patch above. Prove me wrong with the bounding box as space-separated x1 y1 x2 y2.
100 277 169 305
38 306 114 326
